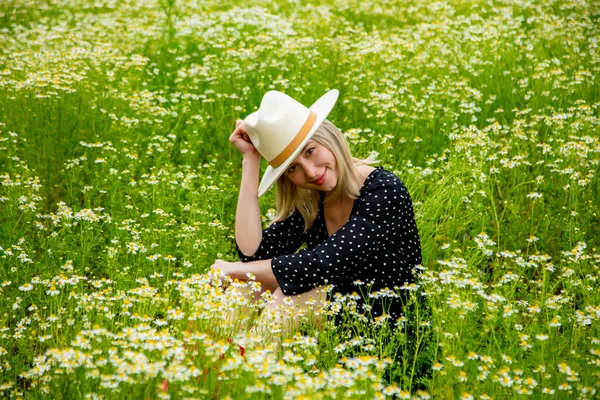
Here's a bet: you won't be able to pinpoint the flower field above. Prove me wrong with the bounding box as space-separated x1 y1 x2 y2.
0 0 599 398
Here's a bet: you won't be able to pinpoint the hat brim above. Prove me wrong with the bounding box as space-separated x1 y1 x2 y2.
257 89 340 197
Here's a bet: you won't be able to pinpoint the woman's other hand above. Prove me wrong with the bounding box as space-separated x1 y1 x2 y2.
229 120 259 158
210 259 242 285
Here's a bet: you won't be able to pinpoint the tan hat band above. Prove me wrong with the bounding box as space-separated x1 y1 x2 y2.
268 111 317 169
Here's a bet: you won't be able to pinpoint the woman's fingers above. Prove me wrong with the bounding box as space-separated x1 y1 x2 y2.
209 261 228 287
209 260 223 274
231 121 247 137
229 126 242 143
211 260 235 275
229 121 258 157
229 124 252 145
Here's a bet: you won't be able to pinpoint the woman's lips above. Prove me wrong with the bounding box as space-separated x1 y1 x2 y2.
312 170 327 185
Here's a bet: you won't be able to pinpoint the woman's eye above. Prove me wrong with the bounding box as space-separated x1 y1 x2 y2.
287 165 297 173
306 147 315 155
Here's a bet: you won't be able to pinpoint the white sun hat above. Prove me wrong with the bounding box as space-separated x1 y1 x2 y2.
243 89 339 197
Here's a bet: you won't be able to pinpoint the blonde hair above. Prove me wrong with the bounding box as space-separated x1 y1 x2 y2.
273 120 378 232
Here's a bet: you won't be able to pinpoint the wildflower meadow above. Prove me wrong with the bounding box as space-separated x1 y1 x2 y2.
0 0 599 398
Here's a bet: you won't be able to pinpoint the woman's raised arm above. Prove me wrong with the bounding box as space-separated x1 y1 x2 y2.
230 121 263 256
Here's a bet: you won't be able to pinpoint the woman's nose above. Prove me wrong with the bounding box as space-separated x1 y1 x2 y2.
296 160 315 179
306 167 319 181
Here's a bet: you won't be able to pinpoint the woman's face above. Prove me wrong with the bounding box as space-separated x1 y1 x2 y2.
284 140 338 192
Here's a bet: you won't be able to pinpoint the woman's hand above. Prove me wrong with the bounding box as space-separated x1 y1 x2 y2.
229 120 259 158
210 259 244 285
210 259 279 292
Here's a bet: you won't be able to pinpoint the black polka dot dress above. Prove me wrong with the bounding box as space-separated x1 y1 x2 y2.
237 167 422 322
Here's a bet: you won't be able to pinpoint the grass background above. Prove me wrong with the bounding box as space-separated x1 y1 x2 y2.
0 0 599 398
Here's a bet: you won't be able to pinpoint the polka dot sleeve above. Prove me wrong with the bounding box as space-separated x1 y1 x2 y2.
271 172 416 295
236 208 306 262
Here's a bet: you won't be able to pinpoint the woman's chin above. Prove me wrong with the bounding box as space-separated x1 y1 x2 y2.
317 182 336 193
305 184 334 192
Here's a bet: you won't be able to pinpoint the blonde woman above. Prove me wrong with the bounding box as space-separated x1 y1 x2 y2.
211 89 421 334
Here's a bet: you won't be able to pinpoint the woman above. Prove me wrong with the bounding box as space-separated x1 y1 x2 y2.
211 89 421 334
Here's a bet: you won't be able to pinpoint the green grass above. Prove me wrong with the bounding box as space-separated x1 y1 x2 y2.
0 0 599 398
